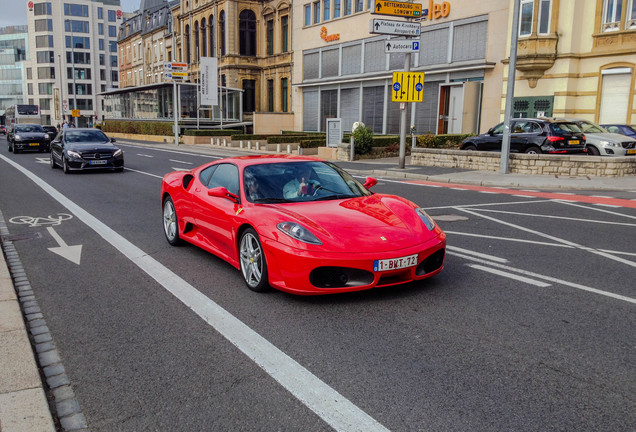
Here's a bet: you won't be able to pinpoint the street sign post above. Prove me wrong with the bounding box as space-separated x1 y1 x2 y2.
373 0 422 18
385 38 420 53
391 71 425 103
369 18 421 36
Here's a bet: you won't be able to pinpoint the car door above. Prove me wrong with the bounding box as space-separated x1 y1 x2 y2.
50 132 64 164
510 120 542 152
192 163 241 261
480 122 505 151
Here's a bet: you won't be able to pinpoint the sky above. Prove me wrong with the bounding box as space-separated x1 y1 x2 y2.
0 0 141 29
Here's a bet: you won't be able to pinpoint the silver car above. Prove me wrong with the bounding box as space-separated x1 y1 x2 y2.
565 118 636 156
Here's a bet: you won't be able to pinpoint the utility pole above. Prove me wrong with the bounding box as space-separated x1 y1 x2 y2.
66 19 78 127
500 0 521 174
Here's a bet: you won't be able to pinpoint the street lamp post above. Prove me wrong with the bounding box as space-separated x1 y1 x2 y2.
58 54 65 124
66 19 78 127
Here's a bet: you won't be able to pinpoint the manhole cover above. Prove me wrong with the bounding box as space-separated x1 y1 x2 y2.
1 232 43 242
431 214 469 222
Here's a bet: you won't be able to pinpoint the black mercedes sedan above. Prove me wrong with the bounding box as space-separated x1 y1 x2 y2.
7 123 51 153
50 128 124 173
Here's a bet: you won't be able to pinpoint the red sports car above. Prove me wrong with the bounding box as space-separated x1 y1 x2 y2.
161 155 446 295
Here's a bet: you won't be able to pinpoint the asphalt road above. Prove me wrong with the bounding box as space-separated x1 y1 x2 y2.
0 136 634 431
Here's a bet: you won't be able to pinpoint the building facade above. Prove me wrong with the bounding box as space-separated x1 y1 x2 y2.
24 0 123 126
0 26 29 125
503 0 636 125
292 0 510 135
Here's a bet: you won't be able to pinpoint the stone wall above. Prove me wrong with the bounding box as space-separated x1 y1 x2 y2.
411 148 636 177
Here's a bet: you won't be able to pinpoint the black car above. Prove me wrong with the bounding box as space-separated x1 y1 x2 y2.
50 128 124 173
0 125 6 135
7 123 51 153
42 125 59 136
460 118 587 154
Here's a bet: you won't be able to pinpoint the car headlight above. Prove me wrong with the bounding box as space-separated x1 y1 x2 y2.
416 208 436 231
600 140 618 148
66 150 82 160
113 148 122 157
45 133 50 140
277 222 322 245
14 134 22 140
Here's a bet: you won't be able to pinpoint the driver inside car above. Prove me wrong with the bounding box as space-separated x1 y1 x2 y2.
283 165 318 199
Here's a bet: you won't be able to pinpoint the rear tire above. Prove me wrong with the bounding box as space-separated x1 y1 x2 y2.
524 146 541 155
463 144 477 151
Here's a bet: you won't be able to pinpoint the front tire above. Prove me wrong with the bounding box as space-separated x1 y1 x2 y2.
162 196 183 246
50 153 57 169
586 145 600 156
463 144 477 151
63 157 70 174
239 228 269 292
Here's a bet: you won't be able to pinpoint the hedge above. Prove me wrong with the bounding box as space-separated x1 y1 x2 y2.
281 130 326 136
183 129 241 136
101 120 173 136
299 138 326 148
417 133 474 149
267 135 320 144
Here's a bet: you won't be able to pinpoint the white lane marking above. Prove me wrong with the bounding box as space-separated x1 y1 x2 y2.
445 231 574 248
468 208 636 227
593 203 621 208
447 250 636 305
118 143 221 159
137 154 154 158
124 167 163 179
468 264 551 287
445 245 509 263
169 159 193 165
591 195 613 198
0 153 390 432
457 207 636 269
478 191 498 194
171 167 190 172
511 195 535 198
423 199 552 211
553 199 636 220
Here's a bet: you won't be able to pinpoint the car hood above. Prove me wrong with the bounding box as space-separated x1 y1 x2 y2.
584 132 636 143
254 194 442 252
15 132 47 139
66 142 118 152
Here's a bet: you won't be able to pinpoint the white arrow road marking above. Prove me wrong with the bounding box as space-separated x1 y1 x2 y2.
36 157 50 164
47 227 82 265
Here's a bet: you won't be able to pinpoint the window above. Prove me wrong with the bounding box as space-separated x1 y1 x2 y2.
313 2 321 23
28 83 33 95
219 11 226 56
603 0 623 31
185 24 191 63
98 23 104 35
208 15 215 57
201 18 207 57
108 10 117 22
281 16 289 52
108 25 117 37
37 67 55 79
98 7 103 19
35 19 53 32
207 164 239 196
345 0 352 15
40 98 51 110
334 0 341 18
324 0 330 20
520 0 534 36
267 19 274 55
304 5 311 26
628 0 636 28
281 78 288 112
38 83 53 95
36 35 54 48
355 0 363 12
26 68 32 79
538 0 551 34
99 39 104 51
66 36 90 49
67 51 90 64
239 10 257 56
268 79 274 111
65 20 89 33
110 55 117 67
243 79 256 112
64 4 88 17
36 51 55 63
194 21 200 61
34 2 52 16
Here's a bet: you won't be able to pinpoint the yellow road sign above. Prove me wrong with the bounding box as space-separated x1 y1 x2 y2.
171 72 188 77
392 71 425 102
373 0 423 18
71 109 80 117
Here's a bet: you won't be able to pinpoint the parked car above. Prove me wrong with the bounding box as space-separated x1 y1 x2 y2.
564 119 636 156
7 123 51 153
460 118 587 154
0 125 6 135
50 128 124 173
161 156 446 294
600 124 636 140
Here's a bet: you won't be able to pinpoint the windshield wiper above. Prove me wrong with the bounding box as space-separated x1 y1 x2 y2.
252 197 294 203
315 194 356 201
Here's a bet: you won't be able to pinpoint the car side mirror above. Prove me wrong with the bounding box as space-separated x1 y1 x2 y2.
208 187 239 203
488 128 494 136
363 177 378 189
110 138 116 143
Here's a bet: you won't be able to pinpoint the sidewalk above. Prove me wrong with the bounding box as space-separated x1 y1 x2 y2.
1 141 634 432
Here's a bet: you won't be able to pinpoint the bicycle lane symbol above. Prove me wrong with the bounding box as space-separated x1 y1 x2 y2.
8 213 82 265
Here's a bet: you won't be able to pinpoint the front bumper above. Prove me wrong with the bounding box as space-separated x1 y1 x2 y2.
261 233 446 295
14 140 49 151
66 155 124 170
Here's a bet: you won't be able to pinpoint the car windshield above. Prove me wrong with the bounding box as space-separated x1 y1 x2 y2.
15 125 44 133
577 121 607 133
551 122 582 133
243 161 372 203
65 130 109 143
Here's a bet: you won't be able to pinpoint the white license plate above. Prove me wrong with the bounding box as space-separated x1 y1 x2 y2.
373 254 418 272
89 160 107 165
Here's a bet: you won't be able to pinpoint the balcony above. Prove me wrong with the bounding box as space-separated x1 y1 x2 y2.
515 35 558 88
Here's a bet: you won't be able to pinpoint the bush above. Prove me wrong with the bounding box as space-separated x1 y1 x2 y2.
101 120 172 136
183 129 241 136
417 133 474 149
352 126 374 155
299 138 326 148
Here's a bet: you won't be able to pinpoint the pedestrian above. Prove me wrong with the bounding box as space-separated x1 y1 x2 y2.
62 121 68 129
